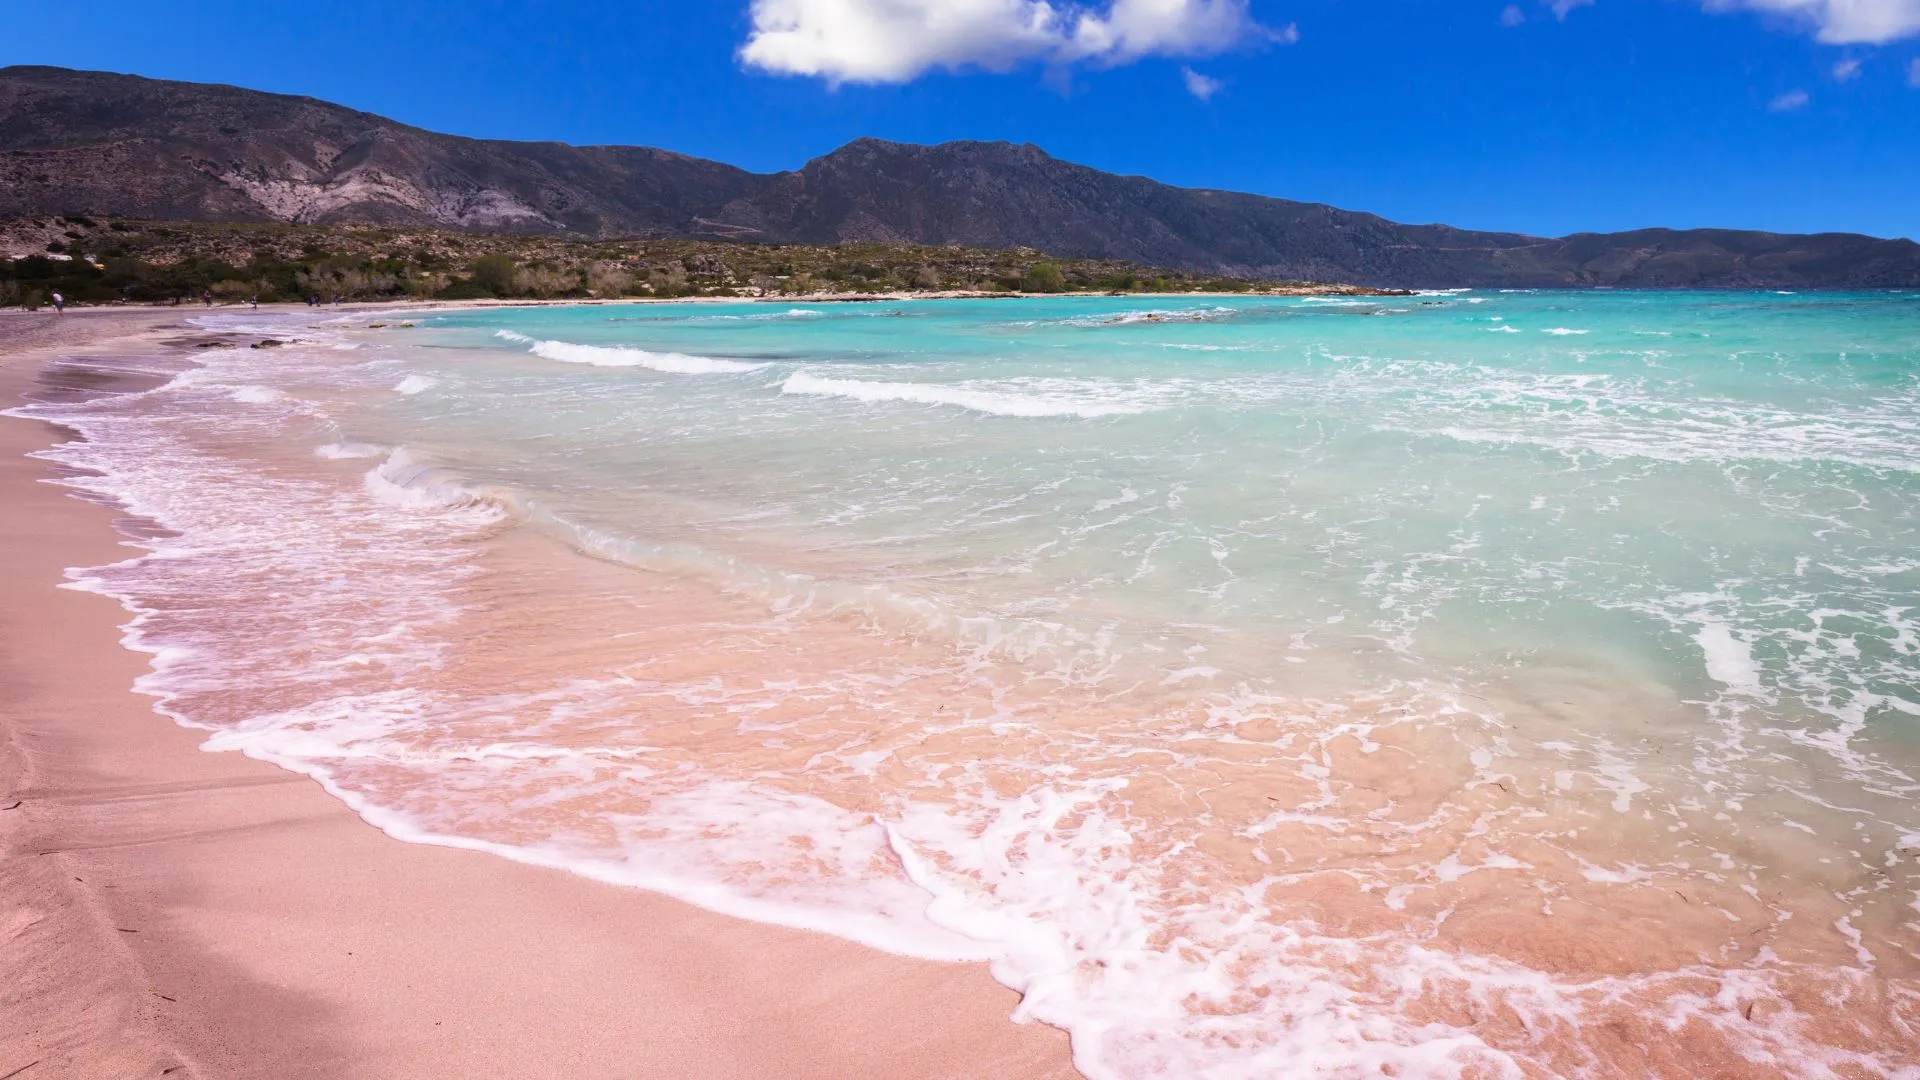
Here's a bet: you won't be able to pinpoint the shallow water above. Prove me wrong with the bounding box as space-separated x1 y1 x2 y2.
15 291 1920 1078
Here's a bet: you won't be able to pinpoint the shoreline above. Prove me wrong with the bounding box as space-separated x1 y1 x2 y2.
7 281 1408 317
7 298 1917 1074
0 309 1077 1080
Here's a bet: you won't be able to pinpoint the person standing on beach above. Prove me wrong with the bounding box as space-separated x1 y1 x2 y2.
51 291 64 313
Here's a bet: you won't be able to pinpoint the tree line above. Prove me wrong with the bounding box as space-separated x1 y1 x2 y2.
0 217 1313 308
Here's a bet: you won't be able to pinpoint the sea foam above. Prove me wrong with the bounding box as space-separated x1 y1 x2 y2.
779 372 1155 418
315 440 390 460
12 293 1919 1080
495 329 764 374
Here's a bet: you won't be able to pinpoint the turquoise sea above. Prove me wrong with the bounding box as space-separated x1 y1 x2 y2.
20 289 1920 1077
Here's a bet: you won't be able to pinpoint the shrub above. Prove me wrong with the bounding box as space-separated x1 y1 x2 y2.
434 278 493 300
586 266 633 298
515 265 578 298
648 263 689 296
469 254 519 297
1024 263 1066 293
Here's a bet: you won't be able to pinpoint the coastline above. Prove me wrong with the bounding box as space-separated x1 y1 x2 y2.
0 308 1077 1080
6 279 1403 319
7 296 1917 1074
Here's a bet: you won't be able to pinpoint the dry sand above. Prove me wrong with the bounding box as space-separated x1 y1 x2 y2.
0 307 1077 1080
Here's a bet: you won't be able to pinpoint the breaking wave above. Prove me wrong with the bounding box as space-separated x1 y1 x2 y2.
494 329 766 374
779 372 1161 419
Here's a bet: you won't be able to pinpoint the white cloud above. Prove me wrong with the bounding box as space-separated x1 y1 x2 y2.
1831 56 1862 77
1703 0 1920 43
1768 87 1812 108
1181 65 1223 98
1559 0 1920 41
740 0 1277 84
1501 4 1527 25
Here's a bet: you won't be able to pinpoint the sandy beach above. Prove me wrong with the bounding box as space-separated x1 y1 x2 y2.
0 307 1077 1080
8 295 1916 1078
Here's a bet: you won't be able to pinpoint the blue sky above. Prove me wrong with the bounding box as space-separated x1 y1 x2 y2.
4 1 1917 239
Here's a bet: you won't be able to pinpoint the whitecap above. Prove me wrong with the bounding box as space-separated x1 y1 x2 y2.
495 329 765 374
779 372 1155 419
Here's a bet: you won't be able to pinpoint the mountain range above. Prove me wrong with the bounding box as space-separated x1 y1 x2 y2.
4 65 1917 289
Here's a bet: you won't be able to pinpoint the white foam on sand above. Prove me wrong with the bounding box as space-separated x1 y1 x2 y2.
15 311 1919 1080
1696 620 1764 696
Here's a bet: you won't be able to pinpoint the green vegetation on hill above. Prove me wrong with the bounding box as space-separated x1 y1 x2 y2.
0 217 1388 308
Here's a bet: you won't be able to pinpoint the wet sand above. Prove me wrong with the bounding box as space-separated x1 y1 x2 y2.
0 308 1076 1080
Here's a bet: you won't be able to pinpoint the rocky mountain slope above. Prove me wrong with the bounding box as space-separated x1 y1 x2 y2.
5 65 1917 288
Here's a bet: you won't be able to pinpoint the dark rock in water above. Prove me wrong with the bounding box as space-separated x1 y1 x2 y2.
250 339 283 349
3 65 1917 288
